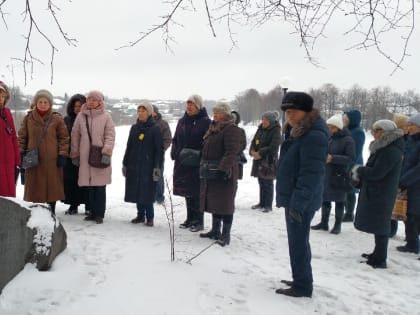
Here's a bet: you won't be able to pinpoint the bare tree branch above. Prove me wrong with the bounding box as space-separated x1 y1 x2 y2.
121 0 416 73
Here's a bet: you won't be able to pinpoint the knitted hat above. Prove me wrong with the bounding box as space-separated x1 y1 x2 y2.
86 90 105 107
187 94 203 110
262 110 280 123
152 104 160 114
231 110 241 125
32 89 54 108
281 92 313 112
408 113 420 127
393 113 409 129
0 81 10 105
372 119 397 131
137 102 153 116
326 114 344 130
212 100 232 116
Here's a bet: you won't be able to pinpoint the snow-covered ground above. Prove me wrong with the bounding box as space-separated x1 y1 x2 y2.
1 123 420 315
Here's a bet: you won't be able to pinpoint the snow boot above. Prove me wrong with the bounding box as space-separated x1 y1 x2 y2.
217 222 232 247
311 204 330 231
200 217 221 240
330 205 343 234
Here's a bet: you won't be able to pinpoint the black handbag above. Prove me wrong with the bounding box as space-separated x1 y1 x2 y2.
330 168 353 192
22 114 53 169
85 116 109 169
179 148 201 167
22 148 39 169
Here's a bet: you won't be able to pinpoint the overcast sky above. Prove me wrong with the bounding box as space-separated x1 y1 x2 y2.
1 1 419 101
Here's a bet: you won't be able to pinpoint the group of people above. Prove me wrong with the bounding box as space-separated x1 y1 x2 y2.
1 81 419 299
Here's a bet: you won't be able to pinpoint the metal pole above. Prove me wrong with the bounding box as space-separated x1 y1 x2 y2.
281 87 288 126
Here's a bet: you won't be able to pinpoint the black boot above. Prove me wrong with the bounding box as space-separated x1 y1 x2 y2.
330 203 344 235
200 216 221 240
311 204 330 231
217 222 232 247
48 202 56 215
190 211 204 232
65 204 78 215
179 208 193 229
343 193 356 222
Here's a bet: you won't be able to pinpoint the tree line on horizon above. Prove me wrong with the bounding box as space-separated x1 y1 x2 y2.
5 83 420 130
232 84 420 129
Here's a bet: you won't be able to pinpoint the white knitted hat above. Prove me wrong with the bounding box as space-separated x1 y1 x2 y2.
326 114 344 130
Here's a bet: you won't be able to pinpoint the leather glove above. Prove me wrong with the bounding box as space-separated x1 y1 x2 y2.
289 208 303 224
152 168 161 182
122 166 127 177
14 166 20 183
101 154 111 165
71 157 80 167
56 155 67 168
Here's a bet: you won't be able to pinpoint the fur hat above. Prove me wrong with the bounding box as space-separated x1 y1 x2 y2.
66 94 86 117
0 81 10 105
393 113 409 129
86 90 105 107
408 113 420 127
231 110 241 125
32 89 54 108
326 114 344 130
137 102 153 116
213 101 232 116
372 119 397 131
262 110 280 123
187 94 203 110
281 91 313 112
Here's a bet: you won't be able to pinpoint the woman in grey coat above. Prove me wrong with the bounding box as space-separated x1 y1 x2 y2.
351 120 404 268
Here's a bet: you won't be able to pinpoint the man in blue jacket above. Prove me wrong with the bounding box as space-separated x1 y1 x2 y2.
275 92 329 298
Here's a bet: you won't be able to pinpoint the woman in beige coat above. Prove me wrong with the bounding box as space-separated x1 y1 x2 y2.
18 89 69 213
70 90 115 224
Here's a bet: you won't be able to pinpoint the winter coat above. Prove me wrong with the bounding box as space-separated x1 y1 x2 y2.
200 120 241 215
123 116 163 204
399 132 420 216
171 108 211 197
18 110 69 202
323 128 355 202
153 113 172 153
71 103 115 187
250 120 281 180
276 109 329 213
354 130 404 236
345 110 365 166
0 107 21 197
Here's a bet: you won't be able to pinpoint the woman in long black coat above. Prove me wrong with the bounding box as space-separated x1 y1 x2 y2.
396 113 420 254
198 101 241 246
171 95 211 231
352 120 404 268
249 111 281 212
123 103 163 226
63 94 87 214
312 114 355 234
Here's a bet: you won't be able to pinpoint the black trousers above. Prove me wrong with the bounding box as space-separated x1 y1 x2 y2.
405 213 420 251
373 234 388 262
86 186 106 218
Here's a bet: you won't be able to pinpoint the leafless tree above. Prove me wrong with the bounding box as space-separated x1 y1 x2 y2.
0 1 77 84
1 1 417 84
121 0 417 73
